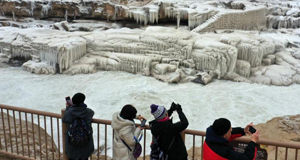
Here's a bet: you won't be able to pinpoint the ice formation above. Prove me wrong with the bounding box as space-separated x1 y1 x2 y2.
0 0 299 86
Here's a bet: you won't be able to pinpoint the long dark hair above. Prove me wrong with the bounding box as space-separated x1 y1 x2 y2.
120 104 137 121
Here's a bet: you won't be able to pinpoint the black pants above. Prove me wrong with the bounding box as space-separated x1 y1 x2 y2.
69 159 88 160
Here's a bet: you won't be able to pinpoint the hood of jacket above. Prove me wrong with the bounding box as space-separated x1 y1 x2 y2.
69 103 88 119
206 126 229 144
149 118 172 136
111 112 135 131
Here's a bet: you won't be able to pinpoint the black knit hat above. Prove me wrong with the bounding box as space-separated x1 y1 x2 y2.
72 93 85 105
212 118 231 136
120 104 137 121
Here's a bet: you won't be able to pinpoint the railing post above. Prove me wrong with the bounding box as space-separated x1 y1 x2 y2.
61 108 69 160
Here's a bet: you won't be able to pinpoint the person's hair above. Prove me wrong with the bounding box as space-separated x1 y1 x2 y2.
72 93 85 105
120 104 137 121
212 118 231 136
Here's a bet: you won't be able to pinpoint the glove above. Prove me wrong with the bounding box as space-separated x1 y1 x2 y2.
170 102 176 112
176 103 182 112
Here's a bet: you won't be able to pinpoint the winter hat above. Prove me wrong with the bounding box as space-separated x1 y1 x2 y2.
120 104 137 121
72 93 85 105
150 104 166 120
212 118 231 136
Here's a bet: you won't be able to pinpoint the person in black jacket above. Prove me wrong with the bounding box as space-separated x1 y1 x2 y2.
203 118 259 160
149 102 189 160
62 93 95 160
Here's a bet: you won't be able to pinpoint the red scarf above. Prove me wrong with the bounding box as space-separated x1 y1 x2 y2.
158 116 170 122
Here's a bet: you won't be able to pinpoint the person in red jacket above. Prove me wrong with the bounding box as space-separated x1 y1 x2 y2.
203 118 259 160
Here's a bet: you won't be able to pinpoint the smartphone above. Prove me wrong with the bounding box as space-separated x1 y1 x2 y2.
249 126 256 134
141 119 147 127
65 96 72 106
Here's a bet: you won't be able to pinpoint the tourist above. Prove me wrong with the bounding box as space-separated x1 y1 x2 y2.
111 104 145 160
149 102 189 160
62 93 95 160
203 118 259 160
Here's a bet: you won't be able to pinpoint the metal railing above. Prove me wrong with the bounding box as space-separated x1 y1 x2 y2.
0 104 299 160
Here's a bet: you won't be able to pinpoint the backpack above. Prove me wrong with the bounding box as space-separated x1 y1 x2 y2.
150 135 175 160
68 118 91 147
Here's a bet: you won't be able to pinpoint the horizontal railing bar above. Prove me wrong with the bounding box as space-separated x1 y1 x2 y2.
0 150 36 160
91 118 112 125
185 129 300 149
184 129 206 136
233 137 300 149
0 104 61 118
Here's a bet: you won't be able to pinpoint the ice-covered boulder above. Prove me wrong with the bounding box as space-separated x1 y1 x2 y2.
192 37 238 79
0 27 88 73
250 65 296 86
235 60 251 78
275 51 300 72
0 53 10 63
22 60 56 74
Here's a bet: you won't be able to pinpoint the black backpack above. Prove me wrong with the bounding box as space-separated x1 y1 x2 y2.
150 135 175 160
68 118 91 147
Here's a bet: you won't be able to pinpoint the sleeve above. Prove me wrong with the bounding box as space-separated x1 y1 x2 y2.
167 109 174 117
86 108 95 124
62 107 73 124
169 111 189 133
228 127 245 142
226 141 257 160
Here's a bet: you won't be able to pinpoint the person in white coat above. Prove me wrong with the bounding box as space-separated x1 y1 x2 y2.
111 104 145 160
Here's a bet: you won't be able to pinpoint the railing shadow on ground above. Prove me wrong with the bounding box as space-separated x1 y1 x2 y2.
0 104 299 160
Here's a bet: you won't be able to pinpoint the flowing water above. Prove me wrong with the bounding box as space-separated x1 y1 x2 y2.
1 66 299 131
1 66 300 155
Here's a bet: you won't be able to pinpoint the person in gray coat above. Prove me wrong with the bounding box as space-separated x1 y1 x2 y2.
62 93 95 160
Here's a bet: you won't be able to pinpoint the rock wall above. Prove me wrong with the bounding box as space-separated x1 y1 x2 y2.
0 0 289 31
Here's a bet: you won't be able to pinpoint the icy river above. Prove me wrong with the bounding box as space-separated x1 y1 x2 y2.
1 66 299 131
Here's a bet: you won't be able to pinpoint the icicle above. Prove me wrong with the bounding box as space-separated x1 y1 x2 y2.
30 1 36 17
114 6 118 20
12 11 15 21
65 9 68 22
177 10 180 28
42 2 52 16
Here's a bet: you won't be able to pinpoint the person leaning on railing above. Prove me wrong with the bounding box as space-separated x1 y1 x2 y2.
62 93 95 160
203 118 259 160
111 104 146 160
149 102 189 160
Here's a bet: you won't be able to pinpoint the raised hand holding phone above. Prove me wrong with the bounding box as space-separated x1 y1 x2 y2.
65 96 73 106
140 119 147 127
249 126 256 134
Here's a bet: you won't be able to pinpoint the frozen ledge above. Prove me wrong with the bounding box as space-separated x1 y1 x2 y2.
1 26 300 86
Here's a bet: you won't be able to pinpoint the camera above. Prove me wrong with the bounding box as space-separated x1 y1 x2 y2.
171 102 178 110
249 126 256 134
171 102 181 111
141 119 147 127
65 96 72 106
